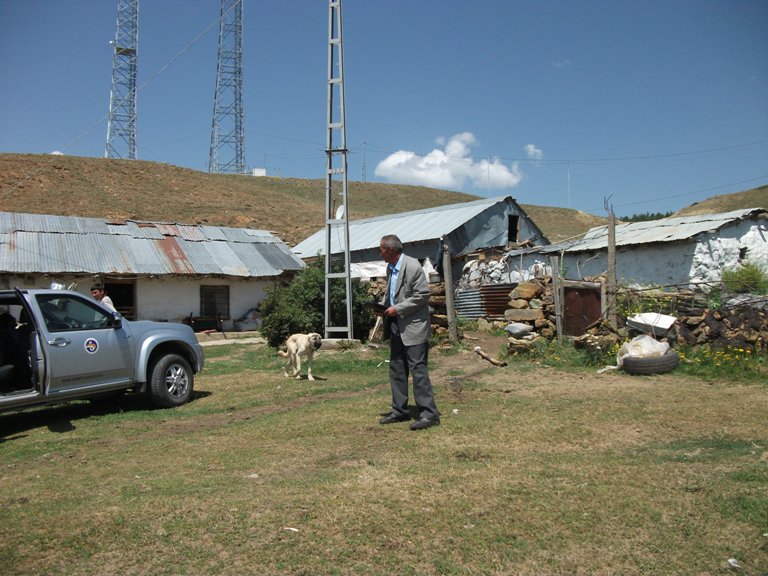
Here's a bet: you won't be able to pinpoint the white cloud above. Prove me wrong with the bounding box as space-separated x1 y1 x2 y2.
374 132 523 191
525 144 543 161
50 150 64 155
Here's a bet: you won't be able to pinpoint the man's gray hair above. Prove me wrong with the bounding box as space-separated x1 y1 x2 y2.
380 235 403 254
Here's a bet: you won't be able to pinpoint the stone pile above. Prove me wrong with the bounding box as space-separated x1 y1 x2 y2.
458 278 558 353
458 259 509 289
502 279 558 338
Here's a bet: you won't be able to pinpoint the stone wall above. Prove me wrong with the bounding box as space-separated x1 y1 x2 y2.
377 261 768 352
459 266 768 352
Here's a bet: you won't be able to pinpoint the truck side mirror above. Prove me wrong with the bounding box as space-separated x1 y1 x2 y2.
111 312 123 330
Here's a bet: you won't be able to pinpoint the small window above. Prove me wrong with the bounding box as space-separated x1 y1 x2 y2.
200 286 230 320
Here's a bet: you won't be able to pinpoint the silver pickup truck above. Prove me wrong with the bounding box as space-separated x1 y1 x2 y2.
0 288 204 413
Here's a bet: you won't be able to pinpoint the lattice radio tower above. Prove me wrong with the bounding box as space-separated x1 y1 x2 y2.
209 0 246 174
323 0 354 340
105 0 139 160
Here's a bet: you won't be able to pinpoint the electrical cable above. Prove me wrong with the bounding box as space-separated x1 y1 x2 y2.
610 175 768 210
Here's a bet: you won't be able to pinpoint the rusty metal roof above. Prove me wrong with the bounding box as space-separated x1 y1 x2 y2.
0 211 304 277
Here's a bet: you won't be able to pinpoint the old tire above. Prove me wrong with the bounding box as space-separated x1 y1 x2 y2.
622 350 680 376
149 353 194 408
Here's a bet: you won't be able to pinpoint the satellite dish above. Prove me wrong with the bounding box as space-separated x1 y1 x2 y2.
335 205 345 219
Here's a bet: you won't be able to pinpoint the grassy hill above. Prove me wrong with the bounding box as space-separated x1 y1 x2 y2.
7 153 762 247
674 184 768 217
2 153 484 246
1 153 605 245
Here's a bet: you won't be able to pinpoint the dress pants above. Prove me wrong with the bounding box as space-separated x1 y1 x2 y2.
388 332 439 420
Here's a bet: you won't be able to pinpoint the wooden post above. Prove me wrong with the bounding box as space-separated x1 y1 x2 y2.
551 255 563 344
607 208 617 330
442 242 458 342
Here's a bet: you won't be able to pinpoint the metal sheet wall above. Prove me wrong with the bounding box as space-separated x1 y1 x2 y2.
455 283 516 318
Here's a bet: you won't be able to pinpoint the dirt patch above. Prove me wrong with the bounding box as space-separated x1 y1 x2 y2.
430 330 511 382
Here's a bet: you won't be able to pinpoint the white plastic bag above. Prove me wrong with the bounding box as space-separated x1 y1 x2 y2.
597 335 670 373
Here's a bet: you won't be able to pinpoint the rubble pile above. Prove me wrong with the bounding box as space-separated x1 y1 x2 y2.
458 259 509 289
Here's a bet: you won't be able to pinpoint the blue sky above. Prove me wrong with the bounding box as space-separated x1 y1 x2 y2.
1 0 766 217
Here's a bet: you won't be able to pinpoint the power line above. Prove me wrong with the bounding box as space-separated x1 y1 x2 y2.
608 175 768 211
352 138 768 165
244 128 325 148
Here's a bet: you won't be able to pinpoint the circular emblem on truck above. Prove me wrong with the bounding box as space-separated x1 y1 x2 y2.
84 338 99 354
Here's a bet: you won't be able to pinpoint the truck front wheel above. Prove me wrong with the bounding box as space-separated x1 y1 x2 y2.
149 353 194 408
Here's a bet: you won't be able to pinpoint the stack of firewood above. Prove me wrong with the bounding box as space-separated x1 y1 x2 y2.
673 303 768 350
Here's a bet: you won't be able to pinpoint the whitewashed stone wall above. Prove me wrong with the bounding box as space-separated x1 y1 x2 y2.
458 258 551 289
689 220 768 288
516 219 768 290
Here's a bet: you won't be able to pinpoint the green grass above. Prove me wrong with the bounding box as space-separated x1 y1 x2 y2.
1 342 767 575
512 337 768 383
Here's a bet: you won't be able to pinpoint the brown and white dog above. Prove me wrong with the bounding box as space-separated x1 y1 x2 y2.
278 332 322 380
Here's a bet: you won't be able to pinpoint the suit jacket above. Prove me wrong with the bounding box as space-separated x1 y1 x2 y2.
382 254 431 346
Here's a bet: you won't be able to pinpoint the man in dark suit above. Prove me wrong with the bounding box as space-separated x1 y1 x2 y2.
377 234 440 430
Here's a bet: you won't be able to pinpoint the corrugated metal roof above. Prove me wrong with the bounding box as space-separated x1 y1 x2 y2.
521 207 768 256
0 211 305 278
293 196 515 258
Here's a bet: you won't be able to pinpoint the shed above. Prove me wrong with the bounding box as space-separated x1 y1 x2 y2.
292 196 549 279
510 208 768 289
0 211 305 328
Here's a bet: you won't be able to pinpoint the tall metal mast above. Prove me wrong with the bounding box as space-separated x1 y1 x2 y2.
105 0 139 160
324 0 353 340
209 0 246 174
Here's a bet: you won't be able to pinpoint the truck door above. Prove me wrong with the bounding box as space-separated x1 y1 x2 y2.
34 293 134 396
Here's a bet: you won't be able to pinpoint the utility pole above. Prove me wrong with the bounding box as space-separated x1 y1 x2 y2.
209 0 245 174
323 0 354 340
605 196 617 330
105 0 139 160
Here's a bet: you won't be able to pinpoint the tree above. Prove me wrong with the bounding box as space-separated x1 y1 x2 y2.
260 259 375 347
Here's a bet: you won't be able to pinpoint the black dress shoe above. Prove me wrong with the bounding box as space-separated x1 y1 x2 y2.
410 417 440 430
379 412 410 425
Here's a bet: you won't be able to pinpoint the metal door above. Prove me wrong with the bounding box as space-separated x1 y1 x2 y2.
34 293 133 396
563 286 602 336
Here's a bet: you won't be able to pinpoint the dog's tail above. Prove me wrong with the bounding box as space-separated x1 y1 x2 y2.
277 350 288 358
